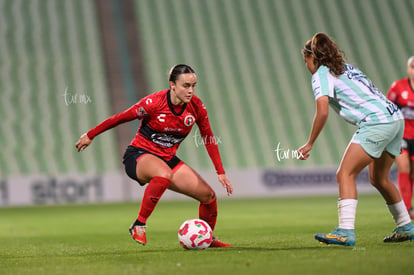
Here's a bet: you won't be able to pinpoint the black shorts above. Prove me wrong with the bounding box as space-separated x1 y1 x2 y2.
401 138 414 159
122 145 182 185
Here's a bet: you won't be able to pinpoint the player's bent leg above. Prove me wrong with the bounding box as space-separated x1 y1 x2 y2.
170 164 231 248
336 143 373 199
199 197 217 230
409 159 414 218
369 151 402 204
129 155 174 245
136 154 174 183
369 151 414 243
315 144 371 246
169 163 215 202
395 153 412 209
395 153 411 209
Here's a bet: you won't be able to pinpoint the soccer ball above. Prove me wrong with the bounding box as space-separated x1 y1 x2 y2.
178 219 213 250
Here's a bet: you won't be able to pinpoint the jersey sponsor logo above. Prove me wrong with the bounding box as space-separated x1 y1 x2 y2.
139 122 187 148
365 137 379 145
145 98 152 105
157 114 166 122
164 127 183 132
150 133 185 147
184 114 195 126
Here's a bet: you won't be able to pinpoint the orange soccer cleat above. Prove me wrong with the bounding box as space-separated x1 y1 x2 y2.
210 236 232 248
129 225 147 245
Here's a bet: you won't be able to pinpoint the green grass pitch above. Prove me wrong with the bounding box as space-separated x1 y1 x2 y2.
0 194 412 275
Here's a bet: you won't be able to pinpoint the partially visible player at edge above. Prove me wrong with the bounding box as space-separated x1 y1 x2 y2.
298 33 414 246
75 64 233 247
387 56 414 219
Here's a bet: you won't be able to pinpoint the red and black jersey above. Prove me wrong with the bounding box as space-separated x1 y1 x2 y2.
388 78 414 139
87 89 225 174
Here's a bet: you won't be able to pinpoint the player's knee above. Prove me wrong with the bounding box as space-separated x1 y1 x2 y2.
369 170 390 188
336 168 346 184
157 170 174 181
369 174 388 188
208 190 216 201
200 189 215 203
336 168 358 184
368 172 376 186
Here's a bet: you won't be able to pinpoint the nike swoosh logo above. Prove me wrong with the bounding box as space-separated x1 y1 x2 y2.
325 235 347 242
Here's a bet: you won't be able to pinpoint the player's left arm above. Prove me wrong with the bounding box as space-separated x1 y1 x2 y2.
195 100 233 195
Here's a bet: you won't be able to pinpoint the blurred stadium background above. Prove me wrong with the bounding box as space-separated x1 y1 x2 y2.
1 0 413 206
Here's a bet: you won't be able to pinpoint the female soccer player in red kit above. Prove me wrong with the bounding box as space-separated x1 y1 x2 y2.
76 64 233 247
387 56 414 219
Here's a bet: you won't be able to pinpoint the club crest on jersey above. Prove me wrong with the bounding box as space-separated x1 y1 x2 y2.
184 114 195 126
137 107 147 118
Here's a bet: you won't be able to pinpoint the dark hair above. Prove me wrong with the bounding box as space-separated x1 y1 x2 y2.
168 64 196 83
302 33 346 76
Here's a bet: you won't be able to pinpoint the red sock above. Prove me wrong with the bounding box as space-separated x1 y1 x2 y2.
199 197 217 231
137 176 171 224
398 172 412 210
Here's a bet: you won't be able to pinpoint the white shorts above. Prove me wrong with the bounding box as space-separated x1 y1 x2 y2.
351 120 404 158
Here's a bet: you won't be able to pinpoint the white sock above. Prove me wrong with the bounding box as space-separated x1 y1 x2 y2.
338 199 358 230
387 201 411 227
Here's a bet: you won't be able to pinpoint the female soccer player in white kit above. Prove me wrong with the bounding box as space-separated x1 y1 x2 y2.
298 33 414 246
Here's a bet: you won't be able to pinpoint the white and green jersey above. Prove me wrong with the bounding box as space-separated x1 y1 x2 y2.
311 64 403 126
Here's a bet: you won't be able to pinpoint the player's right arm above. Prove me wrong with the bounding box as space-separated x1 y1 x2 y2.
298 68 331 159
75 96 153 152
298 96 329 159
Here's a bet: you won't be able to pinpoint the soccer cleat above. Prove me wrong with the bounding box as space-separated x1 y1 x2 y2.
383 223 414 243
210 236 232 248
315 228 356 246
129 224 147 245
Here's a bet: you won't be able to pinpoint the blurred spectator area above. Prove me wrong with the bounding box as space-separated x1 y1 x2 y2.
0 0 413 177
